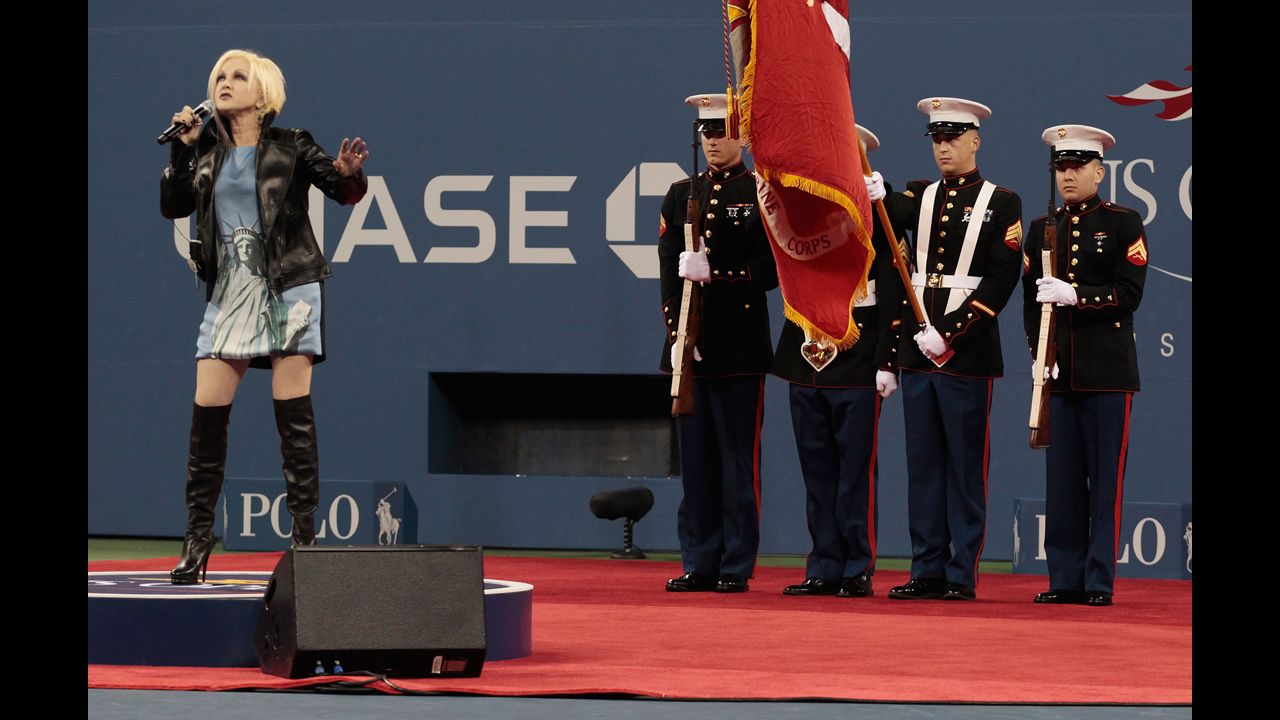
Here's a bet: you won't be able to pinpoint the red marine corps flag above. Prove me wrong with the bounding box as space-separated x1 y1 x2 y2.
730 0 873 349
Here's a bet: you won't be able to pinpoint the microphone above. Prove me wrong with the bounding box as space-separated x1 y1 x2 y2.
157 100 214 145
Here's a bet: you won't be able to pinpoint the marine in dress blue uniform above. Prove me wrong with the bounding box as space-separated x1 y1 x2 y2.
1024 125 1147 607
774 125 912 598
660 94 779 593
887 98 1024 601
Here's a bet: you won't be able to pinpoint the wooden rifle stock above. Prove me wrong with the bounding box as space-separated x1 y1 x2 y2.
1029 158 1060 448
671 196 703 416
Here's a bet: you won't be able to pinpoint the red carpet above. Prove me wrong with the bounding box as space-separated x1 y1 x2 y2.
89 554 1191 703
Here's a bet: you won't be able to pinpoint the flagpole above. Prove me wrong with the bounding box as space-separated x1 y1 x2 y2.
857 138 927 333
858 137 955 367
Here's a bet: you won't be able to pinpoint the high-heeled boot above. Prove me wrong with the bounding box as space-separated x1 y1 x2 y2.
171 402 232 584
274 395 319 546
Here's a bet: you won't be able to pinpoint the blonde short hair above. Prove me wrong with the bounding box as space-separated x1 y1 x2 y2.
207 49 286 122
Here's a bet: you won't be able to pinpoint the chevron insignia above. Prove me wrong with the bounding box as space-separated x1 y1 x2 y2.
1004 222 1023 251
1126 236 1148 266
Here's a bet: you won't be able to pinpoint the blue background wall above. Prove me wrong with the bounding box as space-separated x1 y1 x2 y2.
88 1 1192 559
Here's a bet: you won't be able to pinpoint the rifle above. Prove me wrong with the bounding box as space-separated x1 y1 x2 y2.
857 139 953 367
671 129 704 416
1029 148 1059 448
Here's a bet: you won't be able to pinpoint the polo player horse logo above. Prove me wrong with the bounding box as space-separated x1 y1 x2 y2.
377 489 401 546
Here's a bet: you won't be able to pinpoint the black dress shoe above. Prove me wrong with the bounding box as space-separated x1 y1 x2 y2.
715 574 749 593
836 573 873 598
783 577 838 596
1034 589 1087 604
1084 591 1113 606
666 572 717 592
942 583 976 601
888 576 946 600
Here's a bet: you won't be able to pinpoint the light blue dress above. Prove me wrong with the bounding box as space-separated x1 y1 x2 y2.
194 145 324 362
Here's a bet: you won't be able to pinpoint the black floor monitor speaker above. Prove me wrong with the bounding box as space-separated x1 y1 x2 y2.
254 545 487 678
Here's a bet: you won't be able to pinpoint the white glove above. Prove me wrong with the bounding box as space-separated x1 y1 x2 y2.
1032 360 1060 380
864 171 886 202
914 324 948 359
1036 277 1078 306
671 343 703 368
678 250 711 282
875 370 898 398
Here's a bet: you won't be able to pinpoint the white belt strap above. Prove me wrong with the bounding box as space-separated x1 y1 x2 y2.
913 180 999 318
910 272 981 290
947 181 997 313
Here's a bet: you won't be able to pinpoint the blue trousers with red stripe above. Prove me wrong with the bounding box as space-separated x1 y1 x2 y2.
788 384 880 581
901 371 992 588
676 374 764 579
1045 392 1132 595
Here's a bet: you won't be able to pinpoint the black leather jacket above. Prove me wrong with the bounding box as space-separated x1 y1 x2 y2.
160 120 367 301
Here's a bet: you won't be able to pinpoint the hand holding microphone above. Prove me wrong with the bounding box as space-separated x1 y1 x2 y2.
159 100 213 145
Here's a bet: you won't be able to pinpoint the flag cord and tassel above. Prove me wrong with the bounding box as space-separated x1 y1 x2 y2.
722 0 739 140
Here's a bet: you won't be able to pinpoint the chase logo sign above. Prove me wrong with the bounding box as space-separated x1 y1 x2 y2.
605 162 687 279
176 163 690 281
